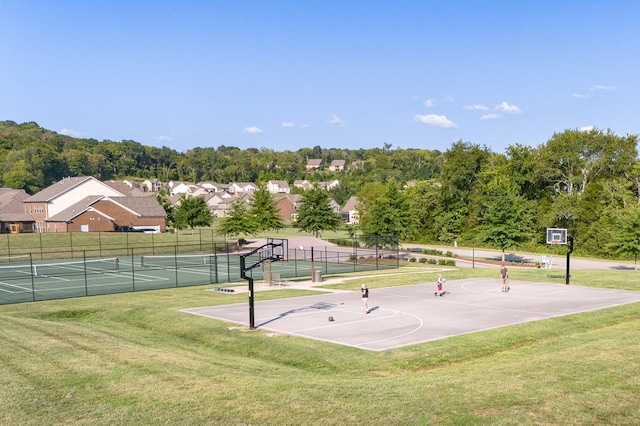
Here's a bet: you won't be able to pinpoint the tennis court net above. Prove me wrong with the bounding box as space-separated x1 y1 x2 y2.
140 254 223 269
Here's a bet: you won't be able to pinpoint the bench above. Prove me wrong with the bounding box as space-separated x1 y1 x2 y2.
269 272 288 286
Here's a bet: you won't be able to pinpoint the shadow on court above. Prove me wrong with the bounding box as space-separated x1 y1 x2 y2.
183 278 640 351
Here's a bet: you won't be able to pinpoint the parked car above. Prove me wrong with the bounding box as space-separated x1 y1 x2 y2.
117 226 143 232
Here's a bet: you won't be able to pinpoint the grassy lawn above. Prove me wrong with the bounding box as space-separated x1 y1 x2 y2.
1 263 639 425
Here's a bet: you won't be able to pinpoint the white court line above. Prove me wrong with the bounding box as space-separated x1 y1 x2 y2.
0 281 31 293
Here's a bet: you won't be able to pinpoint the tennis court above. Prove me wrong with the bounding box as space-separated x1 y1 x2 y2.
184 278 640 351
0 251 395 305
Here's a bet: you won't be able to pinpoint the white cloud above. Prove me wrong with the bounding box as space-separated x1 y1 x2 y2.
414 114 458 128
281 122 294 128
463 104 488 111
424 99 437 108
573 93 590 99
591 84 616 91
494 101 522 114
481 113 501 120
579 125 595 132
243 126 264 134
444 95 455 103
328 113 346 128
157 135 173 142
60 128 85 137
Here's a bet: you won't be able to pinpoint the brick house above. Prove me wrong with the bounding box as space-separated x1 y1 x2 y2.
274 194 303 221
24 176 127 233
0 188 34 233
46 196 167 232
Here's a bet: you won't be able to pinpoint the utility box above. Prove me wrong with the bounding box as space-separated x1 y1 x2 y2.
313 269 322 282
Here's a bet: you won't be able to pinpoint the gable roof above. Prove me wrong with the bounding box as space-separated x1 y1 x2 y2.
341 196 359 213
47 196 166 222
0 188 33 221
46 196 107 222
25 176 126 202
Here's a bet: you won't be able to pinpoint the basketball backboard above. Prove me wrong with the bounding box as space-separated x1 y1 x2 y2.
267 238 288 260
546 228 567 245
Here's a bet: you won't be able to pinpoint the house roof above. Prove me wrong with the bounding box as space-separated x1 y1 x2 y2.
25 176 127 203
330 159 346 166
0 188 36 221
341 196 359 213
47 195 166 222
47 196 107 222
103 181 148 196
307 159 323 167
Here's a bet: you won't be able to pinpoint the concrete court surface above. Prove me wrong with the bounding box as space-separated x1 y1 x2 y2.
183 278 640 351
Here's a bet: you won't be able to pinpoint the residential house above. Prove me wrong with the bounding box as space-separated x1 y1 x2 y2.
318 179 340 190
141 178 162 193
197 182 229 193
340 196 360 224
0 188 34 233
24 176 127 233
228 182 258 193
274 194 303 221
169 181 200 196
103 180 148 197
306 158 323 170
293 180 313 190
267 180 290 194
329 159 347 172
328 198 341 214
46 195 167 233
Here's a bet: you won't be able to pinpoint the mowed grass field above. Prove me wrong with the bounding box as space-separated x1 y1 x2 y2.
1 264 639 425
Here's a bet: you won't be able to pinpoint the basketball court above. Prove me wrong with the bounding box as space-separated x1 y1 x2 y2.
183 278 640 351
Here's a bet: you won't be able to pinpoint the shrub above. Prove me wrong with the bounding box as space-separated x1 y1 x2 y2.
419 258 427 263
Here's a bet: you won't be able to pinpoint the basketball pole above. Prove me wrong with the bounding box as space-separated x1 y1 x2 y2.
565 236 574 285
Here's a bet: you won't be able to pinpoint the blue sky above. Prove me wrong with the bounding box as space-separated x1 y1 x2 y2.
2 1 639 154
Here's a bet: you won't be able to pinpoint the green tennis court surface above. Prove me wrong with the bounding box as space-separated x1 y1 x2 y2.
0 253 391 305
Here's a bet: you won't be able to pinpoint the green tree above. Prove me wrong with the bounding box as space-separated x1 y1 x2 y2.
296 185 342 237
155 188 175 229
359 182 417 245
249 185 285 236
475 178 532 260
173 196 213 230
608 206 640 270
217 199 257 240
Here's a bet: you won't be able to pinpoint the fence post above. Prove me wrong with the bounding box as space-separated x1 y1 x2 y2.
131 248 136 291
174 245 179 287
30 253 35 302
83 250 88 296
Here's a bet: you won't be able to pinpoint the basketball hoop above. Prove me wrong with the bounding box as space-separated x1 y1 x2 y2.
550 240 560 246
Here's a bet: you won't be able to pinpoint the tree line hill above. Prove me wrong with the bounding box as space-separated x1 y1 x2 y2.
2 119 640 260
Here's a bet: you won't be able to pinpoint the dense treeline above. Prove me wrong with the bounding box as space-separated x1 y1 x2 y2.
2 120 640 259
